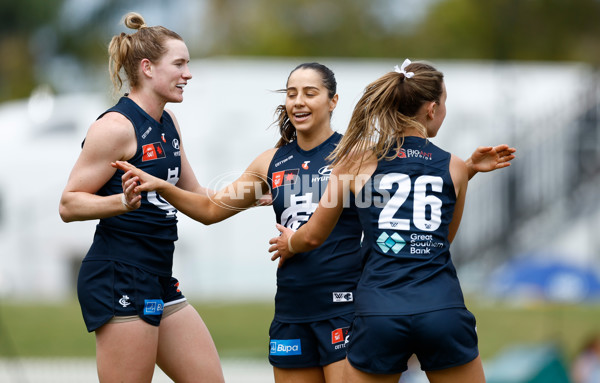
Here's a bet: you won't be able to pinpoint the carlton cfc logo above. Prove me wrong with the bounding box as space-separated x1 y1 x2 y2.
331 327 349 344
272 169 299 188
142 143 166 161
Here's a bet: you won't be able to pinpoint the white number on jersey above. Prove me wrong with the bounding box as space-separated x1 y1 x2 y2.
377 173 443 232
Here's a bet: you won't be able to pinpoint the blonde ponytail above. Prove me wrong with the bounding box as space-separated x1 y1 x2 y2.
329 61 444 168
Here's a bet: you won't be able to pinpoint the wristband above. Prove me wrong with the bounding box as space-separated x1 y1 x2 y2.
287 234 296 254
121 193 134 210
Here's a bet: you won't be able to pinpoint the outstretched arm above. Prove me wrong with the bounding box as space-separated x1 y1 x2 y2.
112 148 274 225
448 154 469 243
465 144 516 180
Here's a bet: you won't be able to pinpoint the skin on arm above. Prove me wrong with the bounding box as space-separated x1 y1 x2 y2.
59 112 137 222
114 148 276 225
447 154 469 243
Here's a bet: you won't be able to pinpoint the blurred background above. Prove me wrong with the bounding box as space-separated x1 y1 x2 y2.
1 0 599 382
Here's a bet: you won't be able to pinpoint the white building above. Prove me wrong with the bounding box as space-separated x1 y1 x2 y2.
0 58 597 301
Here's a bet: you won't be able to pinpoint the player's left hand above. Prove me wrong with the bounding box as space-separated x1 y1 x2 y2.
268 224 296 268
112 160 167 193
121 171 142 210
469 144 516 174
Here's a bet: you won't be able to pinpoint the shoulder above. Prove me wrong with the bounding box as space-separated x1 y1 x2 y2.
248 148 277 177
343 149 376 173
272 141 296 159
164 109 179 128
80 110 136 160
253 148 278 168
164 108 176 121
450 154 467 171
449 154 468 186
329 132 344 146
88 111 134 141
337 150 377 194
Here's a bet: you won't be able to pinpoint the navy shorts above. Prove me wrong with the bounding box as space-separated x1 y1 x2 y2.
347 308 479 374
268 313 353 368
77 260 185 332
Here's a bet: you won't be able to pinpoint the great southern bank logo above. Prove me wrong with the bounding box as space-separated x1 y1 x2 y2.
270 339 302 356
377 232 406 254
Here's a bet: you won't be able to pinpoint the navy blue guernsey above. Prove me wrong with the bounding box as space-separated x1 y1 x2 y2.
268 133 363 322
354 136 465 315
83 97 182 277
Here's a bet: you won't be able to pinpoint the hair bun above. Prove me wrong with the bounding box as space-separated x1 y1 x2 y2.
123 12 147 30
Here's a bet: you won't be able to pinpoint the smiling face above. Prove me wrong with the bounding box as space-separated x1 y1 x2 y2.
149 38 192 103
285 68 338 136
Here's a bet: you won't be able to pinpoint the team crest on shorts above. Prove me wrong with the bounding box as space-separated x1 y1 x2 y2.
331 327 349 345
332 292 353 302
119 295 131 307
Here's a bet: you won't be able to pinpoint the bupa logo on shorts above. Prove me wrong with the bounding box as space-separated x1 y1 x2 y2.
332 292 353 302
143 299 164 315
269 339 302 356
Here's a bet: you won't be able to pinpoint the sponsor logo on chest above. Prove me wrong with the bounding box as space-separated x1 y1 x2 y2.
142 142 166 162
272 169 299 188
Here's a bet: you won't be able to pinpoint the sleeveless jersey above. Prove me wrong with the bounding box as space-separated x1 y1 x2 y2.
83 97 182 277
354 136 465 315
268 132 363 322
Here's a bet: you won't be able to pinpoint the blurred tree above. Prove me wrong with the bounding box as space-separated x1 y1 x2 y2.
57 0 124 63
201 0 420 58
412 0 600 64
0 0 63 101
201 0 600 65
0 0 145 101
2 0 599 102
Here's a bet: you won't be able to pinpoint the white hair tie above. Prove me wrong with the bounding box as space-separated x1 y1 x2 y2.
394 59 414 78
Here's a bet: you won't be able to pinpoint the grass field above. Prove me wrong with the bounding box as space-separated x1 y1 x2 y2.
1 298 599 364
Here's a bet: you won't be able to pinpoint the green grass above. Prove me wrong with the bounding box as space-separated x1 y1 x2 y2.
0 299 95 357
469 300 600 362
194 301 274 359
1 298 599 364
0 299 274 359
